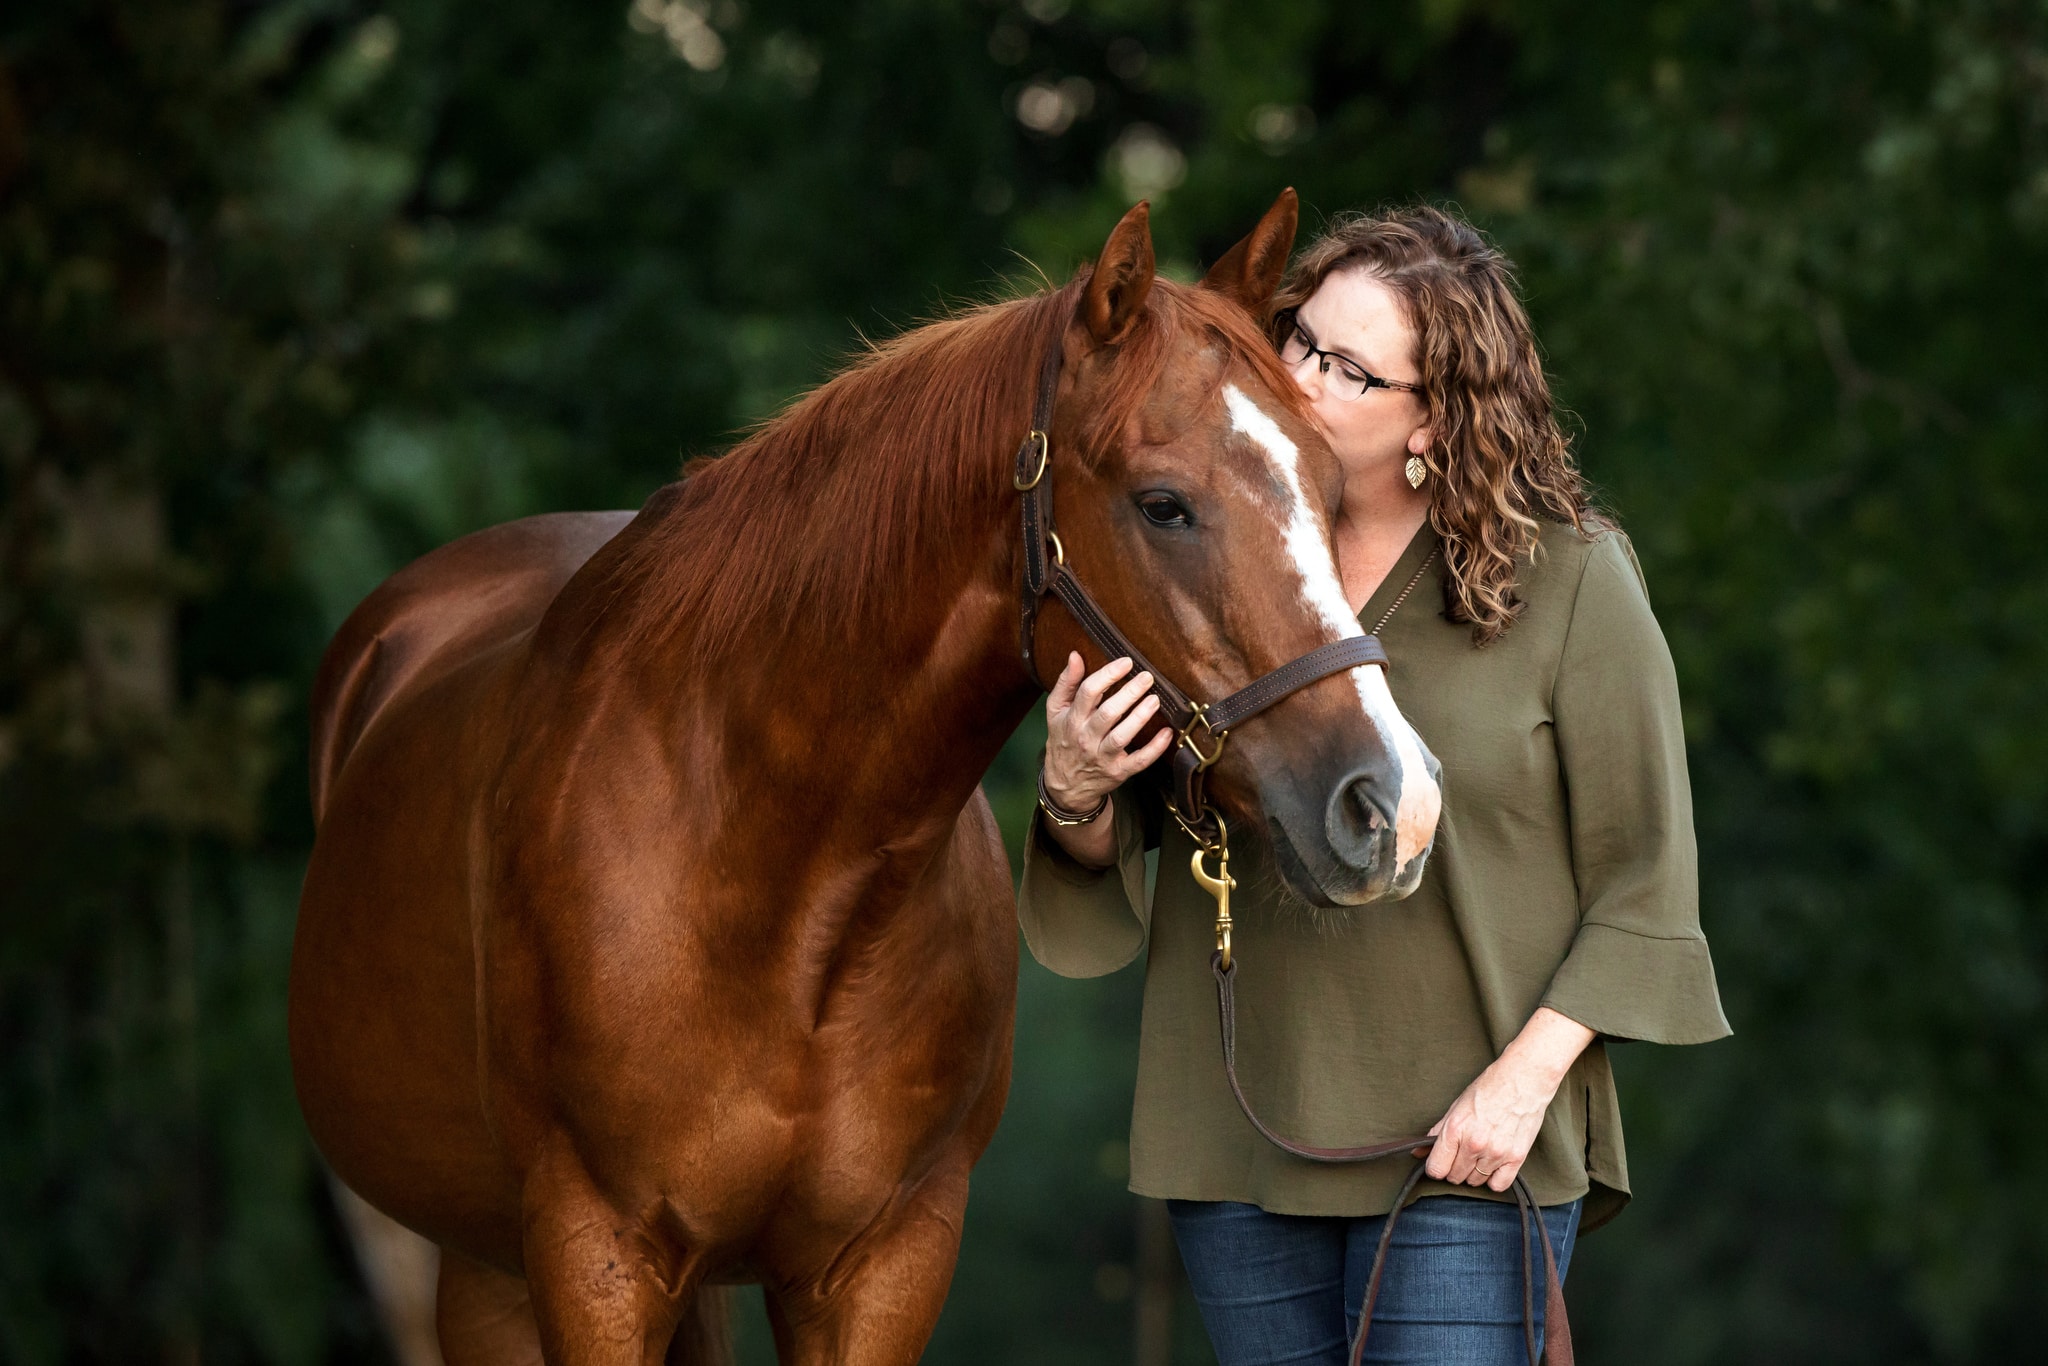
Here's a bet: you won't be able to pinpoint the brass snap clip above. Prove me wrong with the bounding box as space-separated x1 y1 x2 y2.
1186 807 1236 969
1191 843 1236 970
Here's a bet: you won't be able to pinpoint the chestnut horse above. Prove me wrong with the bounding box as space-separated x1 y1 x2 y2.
290 193 1441 1366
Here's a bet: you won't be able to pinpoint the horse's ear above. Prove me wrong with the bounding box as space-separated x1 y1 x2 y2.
1083 201 1156 345
1201 188 1299 316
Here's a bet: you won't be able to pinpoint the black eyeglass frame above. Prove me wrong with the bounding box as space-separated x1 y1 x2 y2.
1273 308 1424 402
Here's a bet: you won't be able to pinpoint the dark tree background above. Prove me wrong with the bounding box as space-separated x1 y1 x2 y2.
2 1 2043 1362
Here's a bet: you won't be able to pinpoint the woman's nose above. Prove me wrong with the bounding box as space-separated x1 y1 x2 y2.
1289 352 1322 401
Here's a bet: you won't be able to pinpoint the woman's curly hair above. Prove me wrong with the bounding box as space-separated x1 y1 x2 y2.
1269 205 1599 644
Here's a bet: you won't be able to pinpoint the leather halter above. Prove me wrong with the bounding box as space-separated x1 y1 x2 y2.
1014 320 1389 863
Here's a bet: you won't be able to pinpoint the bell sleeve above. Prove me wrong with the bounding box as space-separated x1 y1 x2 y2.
1538 533 1733 1045
1017 784 1155 979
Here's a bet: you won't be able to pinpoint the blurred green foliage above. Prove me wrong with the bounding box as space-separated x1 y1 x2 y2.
2 0 2043 1362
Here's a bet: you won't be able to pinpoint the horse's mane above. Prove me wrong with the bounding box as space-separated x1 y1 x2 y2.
612 273 1310 664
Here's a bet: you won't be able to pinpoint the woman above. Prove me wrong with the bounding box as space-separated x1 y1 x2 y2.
1020 205 1730 1364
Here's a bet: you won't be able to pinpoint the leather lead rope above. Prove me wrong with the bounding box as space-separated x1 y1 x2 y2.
1213 955 1574 1366
1015 319 1570 1365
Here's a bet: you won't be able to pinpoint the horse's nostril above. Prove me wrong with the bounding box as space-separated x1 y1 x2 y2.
1352 789 1383 833
1328 769 1396 868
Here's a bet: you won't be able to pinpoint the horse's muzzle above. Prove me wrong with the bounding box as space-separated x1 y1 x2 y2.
1264 747 1441 907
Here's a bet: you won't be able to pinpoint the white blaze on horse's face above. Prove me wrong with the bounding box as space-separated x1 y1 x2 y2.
1222 385 1443 883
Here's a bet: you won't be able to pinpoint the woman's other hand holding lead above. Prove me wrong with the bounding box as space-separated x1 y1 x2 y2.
1422 1007 1596 1192
1041 652 1175 868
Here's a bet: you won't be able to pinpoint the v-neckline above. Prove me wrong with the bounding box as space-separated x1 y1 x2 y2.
1356 520 1441 627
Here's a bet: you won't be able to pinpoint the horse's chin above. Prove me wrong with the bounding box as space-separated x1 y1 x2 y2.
1265 814 1427 908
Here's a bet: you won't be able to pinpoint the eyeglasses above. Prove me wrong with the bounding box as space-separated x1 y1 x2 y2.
1275 309 1423 403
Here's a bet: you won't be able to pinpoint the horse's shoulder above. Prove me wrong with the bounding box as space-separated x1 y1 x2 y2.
309 511 636 823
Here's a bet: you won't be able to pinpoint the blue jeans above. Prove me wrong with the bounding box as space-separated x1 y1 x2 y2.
1167 1193 1582 1366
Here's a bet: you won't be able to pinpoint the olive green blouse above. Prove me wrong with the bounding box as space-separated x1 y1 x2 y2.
1017 521 1730 1232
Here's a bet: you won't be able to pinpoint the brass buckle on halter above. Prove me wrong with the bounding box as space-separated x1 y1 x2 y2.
1187 809 1236 969
1013 430 1050 491
1178 704 1228 771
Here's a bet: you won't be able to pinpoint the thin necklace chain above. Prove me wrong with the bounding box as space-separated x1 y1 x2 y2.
1371 548 1439 636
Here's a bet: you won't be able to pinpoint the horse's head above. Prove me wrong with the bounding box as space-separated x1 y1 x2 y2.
1041 193 1442 905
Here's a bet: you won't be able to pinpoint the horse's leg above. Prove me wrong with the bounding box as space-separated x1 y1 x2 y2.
764 1167 972 1366
436 1251 543 1366
437 1245 733 1366
517 1156 692 1366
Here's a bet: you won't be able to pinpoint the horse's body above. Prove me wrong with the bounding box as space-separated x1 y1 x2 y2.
295 497 1021 1361
290 197 1440 1365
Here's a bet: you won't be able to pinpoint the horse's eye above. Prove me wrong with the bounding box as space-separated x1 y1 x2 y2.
1137 493 1192 528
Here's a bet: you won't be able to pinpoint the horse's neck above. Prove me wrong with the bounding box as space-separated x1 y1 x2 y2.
751 555 1036 823
597 484 1036 878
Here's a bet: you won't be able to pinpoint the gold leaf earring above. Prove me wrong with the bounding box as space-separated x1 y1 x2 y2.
1405 455 1428 490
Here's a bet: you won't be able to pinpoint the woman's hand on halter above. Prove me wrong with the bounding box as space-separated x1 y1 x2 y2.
1041 653 1175 869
